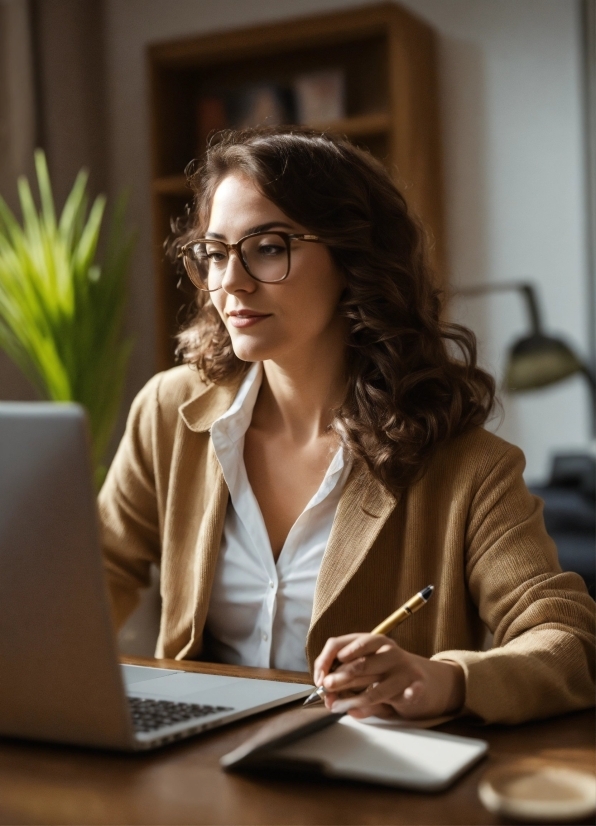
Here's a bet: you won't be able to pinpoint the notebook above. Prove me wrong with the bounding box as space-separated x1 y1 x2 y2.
221 706 488 791
0 402 313 751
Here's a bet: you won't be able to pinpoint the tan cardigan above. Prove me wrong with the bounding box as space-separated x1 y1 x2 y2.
99 365 595 725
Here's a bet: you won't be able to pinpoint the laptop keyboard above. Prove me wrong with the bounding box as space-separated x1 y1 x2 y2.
128 696 234 733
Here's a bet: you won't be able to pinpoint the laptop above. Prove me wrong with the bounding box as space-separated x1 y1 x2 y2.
0 402 313 751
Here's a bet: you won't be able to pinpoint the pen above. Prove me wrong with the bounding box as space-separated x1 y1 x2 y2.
303 584 434 707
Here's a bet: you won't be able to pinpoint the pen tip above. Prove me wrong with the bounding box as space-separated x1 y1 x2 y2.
303 687 325 706
420 584 434 601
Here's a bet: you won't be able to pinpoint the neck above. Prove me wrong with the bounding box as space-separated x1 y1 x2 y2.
252 339 347 445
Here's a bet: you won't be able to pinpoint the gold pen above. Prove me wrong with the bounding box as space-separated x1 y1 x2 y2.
303 584 434 706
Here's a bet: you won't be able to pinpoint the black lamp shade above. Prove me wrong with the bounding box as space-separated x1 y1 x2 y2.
505 334 585 391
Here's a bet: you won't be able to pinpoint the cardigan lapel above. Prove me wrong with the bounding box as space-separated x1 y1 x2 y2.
171 381 240 660
307 464 398 647
178 379 241 432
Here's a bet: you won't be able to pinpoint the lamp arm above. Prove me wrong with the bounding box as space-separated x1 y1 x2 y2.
579 366 596 439
581 364 596 391
520 285 543 335
454 282 543 334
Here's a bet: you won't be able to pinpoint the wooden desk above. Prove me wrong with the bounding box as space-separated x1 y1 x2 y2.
0 656 593 825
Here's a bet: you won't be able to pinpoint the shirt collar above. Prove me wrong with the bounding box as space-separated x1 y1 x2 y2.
304 444 350 512
210 362 263 444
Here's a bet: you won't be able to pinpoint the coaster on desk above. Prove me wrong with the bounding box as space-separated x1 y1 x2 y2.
478 765 596 823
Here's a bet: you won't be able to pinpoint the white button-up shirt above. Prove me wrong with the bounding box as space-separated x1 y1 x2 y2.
206 362 351 672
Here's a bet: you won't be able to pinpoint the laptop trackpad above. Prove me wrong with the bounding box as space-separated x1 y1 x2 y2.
128 671 239 700
121 664 182 688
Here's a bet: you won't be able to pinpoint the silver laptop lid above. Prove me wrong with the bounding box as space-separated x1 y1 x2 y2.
0 403 134 749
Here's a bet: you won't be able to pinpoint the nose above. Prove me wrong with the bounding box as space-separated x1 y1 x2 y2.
220 249 256 294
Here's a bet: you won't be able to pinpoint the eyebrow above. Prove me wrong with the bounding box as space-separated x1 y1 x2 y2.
206 221 295 240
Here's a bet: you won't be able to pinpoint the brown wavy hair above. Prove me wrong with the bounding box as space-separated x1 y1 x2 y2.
171 127 495 492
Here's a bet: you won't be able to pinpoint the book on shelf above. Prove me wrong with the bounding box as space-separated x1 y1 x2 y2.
195 67 347 154
294 68 346 126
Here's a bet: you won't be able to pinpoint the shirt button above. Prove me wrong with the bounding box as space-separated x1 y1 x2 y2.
262 632 268 641
269 581 274 589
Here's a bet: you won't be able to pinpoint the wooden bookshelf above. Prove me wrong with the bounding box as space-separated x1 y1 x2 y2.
148 2 445 369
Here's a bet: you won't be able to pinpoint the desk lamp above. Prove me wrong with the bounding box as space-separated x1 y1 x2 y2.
455 282 596 436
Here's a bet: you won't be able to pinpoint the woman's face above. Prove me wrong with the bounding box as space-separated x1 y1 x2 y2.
206 173 346 366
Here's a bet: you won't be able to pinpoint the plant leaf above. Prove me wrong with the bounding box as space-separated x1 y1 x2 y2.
0 152 134 485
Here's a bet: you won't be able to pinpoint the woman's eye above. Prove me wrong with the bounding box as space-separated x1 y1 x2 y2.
204 249 227 264
257 244 284 257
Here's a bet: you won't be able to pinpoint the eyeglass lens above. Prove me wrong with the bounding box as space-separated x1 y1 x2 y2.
184 233 289 290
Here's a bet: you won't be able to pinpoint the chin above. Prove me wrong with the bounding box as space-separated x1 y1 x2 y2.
230 336 275 363
228 325 299 364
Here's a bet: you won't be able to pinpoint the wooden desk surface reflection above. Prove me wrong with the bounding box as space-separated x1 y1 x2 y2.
0 656 593 826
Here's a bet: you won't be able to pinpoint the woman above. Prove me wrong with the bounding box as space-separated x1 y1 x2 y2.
99 127 594 725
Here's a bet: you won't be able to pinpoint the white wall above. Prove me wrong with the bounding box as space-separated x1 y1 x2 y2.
104 0 592 483
413 0 592 481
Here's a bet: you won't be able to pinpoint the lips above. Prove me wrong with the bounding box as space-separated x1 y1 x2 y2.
227 309 272 328
228 309 269 317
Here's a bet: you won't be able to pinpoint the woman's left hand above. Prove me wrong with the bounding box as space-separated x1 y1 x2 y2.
314 633 466 720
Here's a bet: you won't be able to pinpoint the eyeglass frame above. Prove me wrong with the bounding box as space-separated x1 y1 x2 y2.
178 230 323 291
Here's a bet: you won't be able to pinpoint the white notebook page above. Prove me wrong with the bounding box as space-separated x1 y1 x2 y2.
275 715 488 791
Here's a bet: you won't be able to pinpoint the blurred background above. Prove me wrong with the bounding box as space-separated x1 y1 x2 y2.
1 0 594 650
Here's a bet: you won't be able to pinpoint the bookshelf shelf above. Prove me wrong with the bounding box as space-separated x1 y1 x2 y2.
308 111 391 137
152 112 392 198
148 2 445 369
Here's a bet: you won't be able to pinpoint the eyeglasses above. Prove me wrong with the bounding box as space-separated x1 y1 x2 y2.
179 231 323 292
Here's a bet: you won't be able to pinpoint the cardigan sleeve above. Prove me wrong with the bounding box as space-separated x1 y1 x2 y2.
432 444 595 724
98 373 164 630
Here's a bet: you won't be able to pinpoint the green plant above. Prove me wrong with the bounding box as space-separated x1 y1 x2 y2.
0 150 134 488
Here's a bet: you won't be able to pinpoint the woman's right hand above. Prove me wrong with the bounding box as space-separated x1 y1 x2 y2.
314 633 465 720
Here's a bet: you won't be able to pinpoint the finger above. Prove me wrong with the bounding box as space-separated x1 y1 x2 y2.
335 634 398 664
322 690 338 711
331 694 398 718
329 694 359 714
330 694 391 717
324 672 384 694
314 634 362 684
347 703 398 720
322 685 366 710
330 670 415 713
364 673 415 707
323 649 401 691
322 690 365 711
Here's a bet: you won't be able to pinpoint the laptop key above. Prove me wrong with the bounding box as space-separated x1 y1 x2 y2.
128 696 234 732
